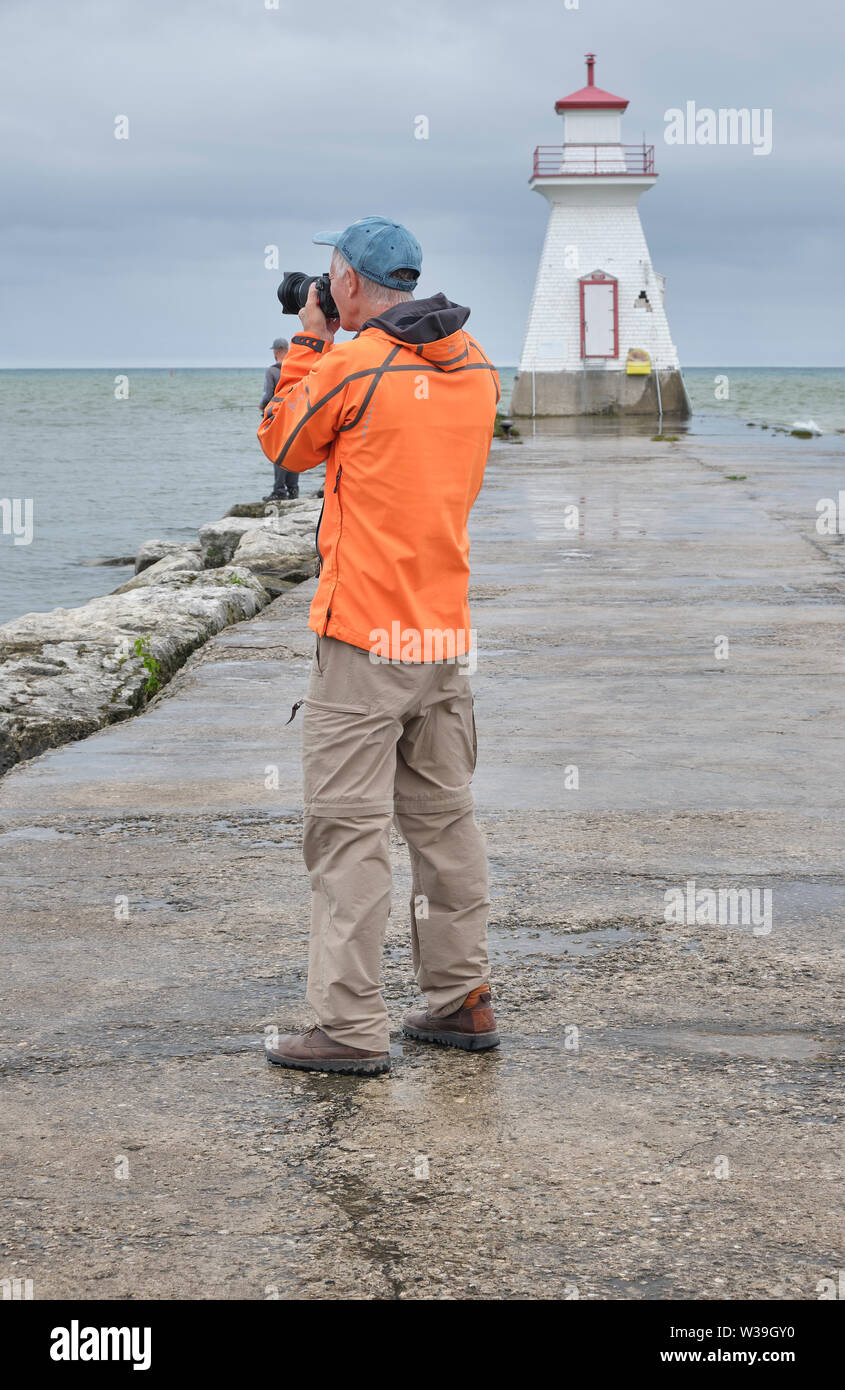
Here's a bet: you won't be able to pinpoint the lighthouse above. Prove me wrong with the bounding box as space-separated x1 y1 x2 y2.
511 54 690 419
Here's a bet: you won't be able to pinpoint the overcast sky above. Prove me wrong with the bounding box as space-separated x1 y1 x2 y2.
1 0 842 368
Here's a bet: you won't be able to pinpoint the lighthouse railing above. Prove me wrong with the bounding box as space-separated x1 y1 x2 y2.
532 145 655 177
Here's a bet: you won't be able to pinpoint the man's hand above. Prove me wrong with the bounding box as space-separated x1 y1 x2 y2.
299 282 341 343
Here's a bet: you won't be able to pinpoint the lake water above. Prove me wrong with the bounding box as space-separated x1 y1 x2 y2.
1 366 843 626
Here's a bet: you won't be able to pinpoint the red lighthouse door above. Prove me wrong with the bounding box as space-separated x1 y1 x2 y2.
580 274 619 358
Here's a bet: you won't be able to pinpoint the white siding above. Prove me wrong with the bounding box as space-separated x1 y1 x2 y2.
563 111 622 144
517 182 681 373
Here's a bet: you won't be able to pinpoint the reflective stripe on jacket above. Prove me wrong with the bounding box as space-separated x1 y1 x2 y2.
256 293 499 661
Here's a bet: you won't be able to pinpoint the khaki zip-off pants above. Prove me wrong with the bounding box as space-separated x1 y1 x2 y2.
298 634 490 1053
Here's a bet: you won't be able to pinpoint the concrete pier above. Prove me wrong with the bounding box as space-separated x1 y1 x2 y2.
1 430 842 1300
510 366 691 417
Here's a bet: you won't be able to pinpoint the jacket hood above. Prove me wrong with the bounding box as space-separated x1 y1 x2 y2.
360 293 472 371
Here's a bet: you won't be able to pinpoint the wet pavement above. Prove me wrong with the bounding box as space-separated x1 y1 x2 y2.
1 431 843 1300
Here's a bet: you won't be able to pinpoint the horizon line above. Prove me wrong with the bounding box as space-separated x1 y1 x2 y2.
1 363 844 372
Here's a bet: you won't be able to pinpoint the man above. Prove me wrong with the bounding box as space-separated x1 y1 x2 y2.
257 216 500 1076
259 337 298 500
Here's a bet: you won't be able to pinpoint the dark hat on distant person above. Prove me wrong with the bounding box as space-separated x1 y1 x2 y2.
271 337 289 351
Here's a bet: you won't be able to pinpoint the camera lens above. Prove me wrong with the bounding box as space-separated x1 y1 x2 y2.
277 271 338 321
278 272 312 315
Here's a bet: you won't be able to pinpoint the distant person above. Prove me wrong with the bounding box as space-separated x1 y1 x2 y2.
260 337 298 499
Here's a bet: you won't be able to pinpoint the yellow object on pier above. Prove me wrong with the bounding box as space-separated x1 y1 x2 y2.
626 349 651 375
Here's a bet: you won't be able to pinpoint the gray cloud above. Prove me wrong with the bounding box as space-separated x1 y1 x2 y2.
1 0 842 365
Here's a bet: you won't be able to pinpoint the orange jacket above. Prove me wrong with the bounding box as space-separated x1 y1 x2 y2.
257 294 499 661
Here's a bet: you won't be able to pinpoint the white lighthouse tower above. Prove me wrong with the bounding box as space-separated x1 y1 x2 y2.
511 54 690 419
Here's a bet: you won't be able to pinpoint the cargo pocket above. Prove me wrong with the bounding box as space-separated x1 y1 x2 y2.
302 697 380 809
470 696 478 770
304 697 369 716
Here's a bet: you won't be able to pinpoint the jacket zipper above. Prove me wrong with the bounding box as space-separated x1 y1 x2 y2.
314 497 324 572
322 463 343 635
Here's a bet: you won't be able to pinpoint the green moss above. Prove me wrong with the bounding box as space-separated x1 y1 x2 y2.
132 635 161 696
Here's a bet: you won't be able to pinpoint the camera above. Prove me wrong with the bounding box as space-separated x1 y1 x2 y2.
277 271 338 321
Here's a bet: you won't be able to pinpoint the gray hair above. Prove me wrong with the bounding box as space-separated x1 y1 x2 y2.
331 248 415 307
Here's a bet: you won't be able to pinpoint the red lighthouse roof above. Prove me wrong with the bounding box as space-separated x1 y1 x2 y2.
555 53 628 112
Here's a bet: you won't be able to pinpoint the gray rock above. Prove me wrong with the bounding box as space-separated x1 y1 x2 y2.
233 525 314 565
0 497 327 775
232 525 318 595
198 517 264 568
0 566 270 775
135 539 202 575
225 501 277 518
273 502 323 531
199 501 321 569
81 556 136 568
226 498 318 519
114 552 203 594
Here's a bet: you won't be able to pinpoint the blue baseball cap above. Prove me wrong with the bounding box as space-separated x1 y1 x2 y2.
312 216 422 290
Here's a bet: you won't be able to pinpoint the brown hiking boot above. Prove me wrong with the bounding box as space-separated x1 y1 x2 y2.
265 1026 390 1076
402 984 500 1052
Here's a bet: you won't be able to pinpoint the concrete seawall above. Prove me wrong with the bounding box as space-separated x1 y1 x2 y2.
0 499 321 776
510 366 691 417
1 431 842 1299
